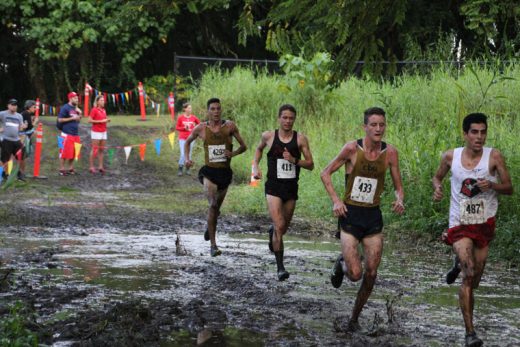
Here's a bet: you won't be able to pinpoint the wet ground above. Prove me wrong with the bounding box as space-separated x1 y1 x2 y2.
1 122 519 346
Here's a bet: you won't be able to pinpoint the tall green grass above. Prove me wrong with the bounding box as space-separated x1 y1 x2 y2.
187 63 519 261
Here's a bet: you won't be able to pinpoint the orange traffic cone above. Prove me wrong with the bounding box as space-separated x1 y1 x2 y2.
250 160 259 187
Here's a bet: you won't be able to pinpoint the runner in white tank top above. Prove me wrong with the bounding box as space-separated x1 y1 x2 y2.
449 147 498 228
432 113 513 347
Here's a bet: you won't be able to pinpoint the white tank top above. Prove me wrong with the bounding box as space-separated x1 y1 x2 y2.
449 147 498 228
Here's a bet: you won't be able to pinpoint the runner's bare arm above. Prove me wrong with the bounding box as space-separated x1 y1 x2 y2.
320 142 356 217
296 134 314 171
227 122 247 158
432 150 453 201
387 146 405 215
253 131 271 179
184 123 203 167
478 149 513 195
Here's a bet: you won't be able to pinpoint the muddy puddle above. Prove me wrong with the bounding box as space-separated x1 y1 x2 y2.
1 226 519 346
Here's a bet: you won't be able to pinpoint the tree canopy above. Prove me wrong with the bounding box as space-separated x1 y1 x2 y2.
0 0 518 103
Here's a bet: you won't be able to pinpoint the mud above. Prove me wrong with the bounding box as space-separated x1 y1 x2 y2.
1 122 519 346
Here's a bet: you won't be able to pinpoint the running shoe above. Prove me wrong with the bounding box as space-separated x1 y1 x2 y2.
204 228 210 241
277 269 289 281
59 170 69 176
330 255 344 288
446 255 461 284
17 172 26 181
465 332 483 347
210 246 222 257
268 225 274 253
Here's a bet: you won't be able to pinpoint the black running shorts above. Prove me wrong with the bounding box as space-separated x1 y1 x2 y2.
265 179 299 202
338 204 383 241
198 165 233 191
1 139 23 163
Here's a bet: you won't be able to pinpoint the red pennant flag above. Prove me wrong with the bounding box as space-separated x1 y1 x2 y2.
15 149 23 161
139 143 146 161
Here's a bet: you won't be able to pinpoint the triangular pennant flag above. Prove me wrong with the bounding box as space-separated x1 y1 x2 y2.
107 148 115 165
15 149 23 161
168 132 175 150
124 146 132 164
154 139 162 156
57 136 64 149
74 142 82 161
7 160 13 174
156 104 161 117
0 166 3 184
139 143 146 161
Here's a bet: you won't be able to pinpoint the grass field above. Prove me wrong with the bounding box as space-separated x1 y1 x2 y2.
185 63 519 262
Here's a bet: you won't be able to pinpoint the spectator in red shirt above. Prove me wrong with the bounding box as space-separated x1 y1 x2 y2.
88 95 110 174
175 102 200 176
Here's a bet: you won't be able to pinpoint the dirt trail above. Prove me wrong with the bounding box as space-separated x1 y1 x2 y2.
1 122 519 346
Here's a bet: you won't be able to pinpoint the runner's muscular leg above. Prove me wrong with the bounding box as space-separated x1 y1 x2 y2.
203 178 226 246
350 233 383 322
472 245 489 289
340 232 362 282
266 195 291 252
453 237 477 333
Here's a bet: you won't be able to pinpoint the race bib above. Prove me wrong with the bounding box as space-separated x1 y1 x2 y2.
208 144 227 163
460 198 486 225
276 159 296 179
350 176 378 204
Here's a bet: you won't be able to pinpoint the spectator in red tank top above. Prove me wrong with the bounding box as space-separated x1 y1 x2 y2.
175 103 200 176
88 95 110 174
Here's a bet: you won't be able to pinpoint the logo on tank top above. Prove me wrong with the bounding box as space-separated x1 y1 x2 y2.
460 178 481 198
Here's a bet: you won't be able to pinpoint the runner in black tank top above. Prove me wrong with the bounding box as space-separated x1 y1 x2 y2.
265 129 301 201
252 104 314 281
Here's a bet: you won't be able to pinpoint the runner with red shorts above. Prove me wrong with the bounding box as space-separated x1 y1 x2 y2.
433 113 513 347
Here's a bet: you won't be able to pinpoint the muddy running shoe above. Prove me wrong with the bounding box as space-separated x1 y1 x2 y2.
210 246 222 257
178 166 183 176
446 255 461 284
330 255 344 288
204 228 210 241
268 225 274 253
465 332 483 347
17 172 26 181
277 269 290 281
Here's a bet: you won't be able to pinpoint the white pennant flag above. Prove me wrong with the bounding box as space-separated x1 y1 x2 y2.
124 146 132 164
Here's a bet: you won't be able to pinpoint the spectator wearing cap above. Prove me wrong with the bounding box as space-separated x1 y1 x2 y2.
57 92 82 176
18 100 39 180
0 99 27 181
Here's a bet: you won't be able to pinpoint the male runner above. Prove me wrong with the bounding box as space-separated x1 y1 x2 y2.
432 113 513 347
321 107 405 331
252 104 314 281
185 98 247 256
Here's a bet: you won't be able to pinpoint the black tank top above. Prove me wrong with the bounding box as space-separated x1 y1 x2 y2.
266 130 301 182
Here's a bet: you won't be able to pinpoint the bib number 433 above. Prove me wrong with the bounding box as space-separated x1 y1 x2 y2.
350 176 378 204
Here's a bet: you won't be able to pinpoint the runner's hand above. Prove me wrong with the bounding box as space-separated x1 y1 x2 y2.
333 200 347 217
392 200 405 215
433 186 443 201
283 147 293 163
476 178 493 192
253 167 262 180
224 149 233 158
